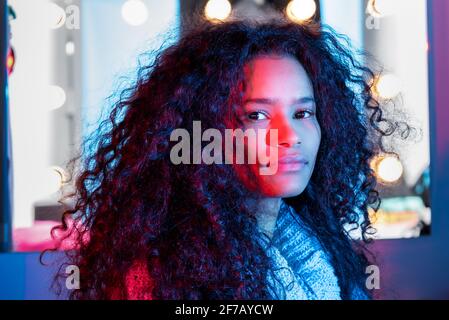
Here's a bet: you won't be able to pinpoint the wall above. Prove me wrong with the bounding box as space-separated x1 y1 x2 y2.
8 0 54 228
0 252 62 299
371 0 449 299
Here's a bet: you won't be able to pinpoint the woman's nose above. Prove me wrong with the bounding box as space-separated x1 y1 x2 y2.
270 116 301 148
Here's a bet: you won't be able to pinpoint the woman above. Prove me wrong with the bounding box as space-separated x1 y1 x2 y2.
47 18 408 300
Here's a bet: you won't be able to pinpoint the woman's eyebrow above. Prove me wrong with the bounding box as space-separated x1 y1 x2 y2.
295 97 316 104
243 96 315 105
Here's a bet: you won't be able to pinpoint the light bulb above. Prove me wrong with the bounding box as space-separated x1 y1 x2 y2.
65 41 75 56
286 0 317 23
372 155 404 183
374 74 402 100
47 2 66 29
121 0 149 26
204 0 232 22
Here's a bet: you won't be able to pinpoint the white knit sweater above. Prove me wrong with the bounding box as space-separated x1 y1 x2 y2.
255 199 368 300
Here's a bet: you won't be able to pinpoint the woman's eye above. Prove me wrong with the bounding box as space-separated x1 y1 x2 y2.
294 110 315 119
247 111 268 121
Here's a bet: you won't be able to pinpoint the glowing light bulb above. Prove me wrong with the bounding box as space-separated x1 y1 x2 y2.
373 0 397 16
121 0 149 26
47 2 66 29
367 0 397 18
374 74 402 100
204 0 232 22
46 85 67 111
372 155 404 183
286 0 317 23
39 166 67 196
65 41 75 56
7 48 15 75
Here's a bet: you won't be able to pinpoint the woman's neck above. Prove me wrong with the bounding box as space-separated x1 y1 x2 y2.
253 197 282 239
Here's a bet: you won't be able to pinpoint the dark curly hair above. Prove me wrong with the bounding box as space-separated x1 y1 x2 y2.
43 17 410 300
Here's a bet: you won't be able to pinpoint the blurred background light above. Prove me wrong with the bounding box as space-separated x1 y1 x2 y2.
46 2 66 29
7 48 15 75
38 166 67 197
121 0 149 26
45 85 66 111
373 73 402 100
367 0 398 18
65 41 75 56
372 154 404 184
204 0 232 22
286 0 317 23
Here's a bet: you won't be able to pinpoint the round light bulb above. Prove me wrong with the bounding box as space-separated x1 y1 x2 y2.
376 156 404 183
374 74 402 100
286 0 317 23
367 0 397 18
47 2 66 29
39 166 67 196
121 0 149 26
204 0 232 22
46 85 67 111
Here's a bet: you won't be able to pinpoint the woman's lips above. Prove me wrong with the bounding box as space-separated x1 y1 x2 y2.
277 159 308 172
262 155 309 173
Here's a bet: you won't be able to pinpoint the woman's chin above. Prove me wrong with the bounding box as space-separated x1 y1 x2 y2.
258 178 308 198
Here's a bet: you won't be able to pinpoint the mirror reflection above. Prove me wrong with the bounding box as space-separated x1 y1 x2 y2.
7 0 430 252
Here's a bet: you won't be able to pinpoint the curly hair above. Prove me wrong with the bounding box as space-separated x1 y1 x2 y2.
43 17 410 300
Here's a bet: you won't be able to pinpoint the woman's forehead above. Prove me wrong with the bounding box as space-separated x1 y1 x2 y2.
242 55 314 99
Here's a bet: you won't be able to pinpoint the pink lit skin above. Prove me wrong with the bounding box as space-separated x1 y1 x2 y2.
237 55 321 199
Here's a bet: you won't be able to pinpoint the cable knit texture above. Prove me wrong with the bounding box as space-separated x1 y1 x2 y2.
123 200 368 300
256 199 341 300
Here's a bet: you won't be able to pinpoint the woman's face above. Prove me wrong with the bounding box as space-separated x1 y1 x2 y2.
235 55 321 198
